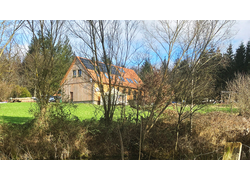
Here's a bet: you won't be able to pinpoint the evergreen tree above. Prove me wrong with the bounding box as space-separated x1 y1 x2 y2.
246 41 250 73
224 43 235 81
161 56 167 73
234 42 246 74
160 56 172 79
226 43 234 62
52 36 74 90
22 33 74 96
139 58 152 82
208 47 228 98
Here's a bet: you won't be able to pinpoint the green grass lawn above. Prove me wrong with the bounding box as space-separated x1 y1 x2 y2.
0 103 34 124
0 102 239 124
196 104 239 114
0 102 144 124
166 103 239 114
68 103 142 121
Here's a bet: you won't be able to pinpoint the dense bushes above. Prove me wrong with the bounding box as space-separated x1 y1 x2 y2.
10 85 31 98
0 103 89 160
1 105 250 160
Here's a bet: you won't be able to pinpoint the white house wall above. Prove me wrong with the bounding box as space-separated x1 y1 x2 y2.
61 60 93 102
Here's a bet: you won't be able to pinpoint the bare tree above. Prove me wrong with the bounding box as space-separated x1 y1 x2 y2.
0 37 24 101
0 20 24 58
141 20 235 147
0 20 24 101
227 73 250 116
67 20 140 125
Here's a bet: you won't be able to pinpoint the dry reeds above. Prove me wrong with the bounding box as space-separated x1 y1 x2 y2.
1 105 250 160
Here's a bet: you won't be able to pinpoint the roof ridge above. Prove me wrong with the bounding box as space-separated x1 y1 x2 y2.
77 56 130 70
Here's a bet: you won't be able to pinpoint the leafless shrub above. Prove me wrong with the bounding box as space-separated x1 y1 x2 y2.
0 82 13 101
227 73 250 116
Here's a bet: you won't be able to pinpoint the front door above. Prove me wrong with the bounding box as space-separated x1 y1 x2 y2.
70 92 73 102
98 96 100 105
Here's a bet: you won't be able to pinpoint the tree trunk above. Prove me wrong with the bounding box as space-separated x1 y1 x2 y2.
175 116 180 152
139 116 143 160
190 72 194 134
40 106 46 122
34 85 36 98
118 126 124 160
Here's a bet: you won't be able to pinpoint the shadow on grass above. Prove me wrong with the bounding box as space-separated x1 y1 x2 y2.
0 116 32 124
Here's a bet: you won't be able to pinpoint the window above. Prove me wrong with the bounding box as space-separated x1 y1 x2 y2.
134 79 138 84
117 87 120 91
133 91 137 100
123 88 126 94
119 76 125 81
119 68 125 73
128 88 131 95
126 78 134 83
73 70 76 78
104 73 112 79
78 70 82 77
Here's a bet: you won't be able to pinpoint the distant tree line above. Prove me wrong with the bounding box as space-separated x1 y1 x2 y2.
135 41 250 101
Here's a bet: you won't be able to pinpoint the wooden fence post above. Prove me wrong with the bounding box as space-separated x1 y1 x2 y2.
222 142 242 160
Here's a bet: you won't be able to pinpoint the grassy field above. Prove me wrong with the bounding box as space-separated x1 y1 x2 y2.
0 102 239 124
0 102 145 124
167 103 239 114
0 103 34 124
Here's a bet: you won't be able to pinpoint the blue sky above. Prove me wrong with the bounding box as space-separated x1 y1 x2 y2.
15 20 250 67
130 20 250 69
231 20 250 51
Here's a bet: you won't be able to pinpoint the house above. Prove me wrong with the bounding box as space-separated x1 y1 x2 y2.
60 56 143 105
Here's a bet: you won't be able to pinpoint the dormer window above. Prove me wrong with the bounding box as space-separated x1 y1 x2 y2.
73 70 76 78
78 70 82 77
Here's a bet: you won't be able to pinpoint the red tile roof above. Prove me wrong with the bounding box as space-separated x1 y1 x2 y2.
78 56 143 89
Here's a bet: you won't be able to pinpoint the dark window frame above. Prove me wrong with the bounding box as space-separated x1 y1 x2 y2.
123 88 126 94
78 69 82 77
73 70 76 78
133 90 137 100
